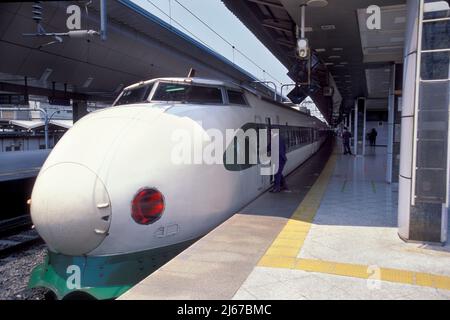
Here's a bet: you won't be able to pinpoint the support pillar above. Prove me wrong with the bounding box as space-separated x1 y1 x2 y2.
73 100 88 123
354 98 366 156
398 0 450 244
392 64 403 184
387 64 396 183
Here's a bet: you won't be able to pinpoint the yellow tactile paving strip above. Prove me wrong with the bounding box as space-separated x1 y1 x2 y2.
258 152 450 291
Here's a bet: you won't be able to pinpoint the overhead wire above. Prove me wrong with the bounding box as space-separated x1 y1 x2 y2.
173 0 283 85
147 0 283 86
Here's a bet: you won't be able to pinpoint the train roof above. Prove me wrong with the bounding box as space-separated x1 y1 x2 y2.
122 77 328 127
124 77 242 91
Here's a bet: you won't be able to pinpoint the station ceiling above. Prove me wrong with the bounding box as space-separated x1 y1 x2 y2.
0 0 263 103
222 0 407 120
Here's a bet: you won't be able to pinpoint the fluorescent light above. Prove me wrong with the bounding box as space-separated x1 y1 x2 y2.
316 48 326 52
332 48 344 51
321 25 336 30
390 37 405 43
376 45 403 50
39 68 53 82
329 55 341 59
394 17 406 24
83 77 94 88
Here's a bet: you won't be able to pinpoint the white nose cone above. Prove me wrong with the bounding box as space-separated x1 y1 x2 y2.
31 163 112 256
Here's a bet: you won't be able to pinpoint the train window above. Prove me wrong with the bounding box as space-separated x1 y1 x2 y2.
152 82 223 104
114 83 154 106
227 90 248 105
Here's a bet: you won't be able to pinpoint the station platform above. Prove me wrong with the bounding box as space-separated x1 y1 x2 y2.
120 140 450 300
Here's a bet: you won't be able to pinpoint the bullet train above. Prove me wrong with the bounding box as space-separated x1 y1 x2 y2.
29 77 329 299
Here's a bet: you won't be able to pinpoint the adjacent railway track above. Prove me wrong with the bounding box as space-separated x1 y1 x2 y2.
0 216 42 258
0 215 32 237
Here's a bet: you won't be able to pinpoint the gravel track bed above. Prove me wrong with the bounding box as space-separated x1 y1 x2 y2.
0 244 48 300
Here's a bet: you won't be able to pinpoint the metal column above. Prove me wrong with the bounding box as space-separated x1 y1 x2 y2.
386 64 396 183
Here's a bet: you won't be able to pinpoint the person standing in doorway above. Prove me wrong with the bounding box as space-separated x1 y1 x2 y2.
342 127 353 155
270 131 289 193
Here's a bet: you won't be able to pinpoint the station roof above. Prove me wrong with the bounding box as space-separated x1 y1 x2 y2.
0 0 273 104
222 0 407 122
8 119 73 131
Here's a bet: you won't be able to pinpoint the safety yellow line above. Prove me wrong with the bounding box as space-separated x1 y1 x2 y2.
258 151 450 291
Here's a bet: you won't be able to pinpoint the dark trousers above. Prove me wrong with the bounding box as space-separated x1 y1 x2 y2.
343 142 352 155
274 160 287 191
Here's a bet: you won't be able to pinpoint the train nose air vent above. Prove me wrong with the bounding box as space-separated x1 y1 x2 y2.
31 163 112 256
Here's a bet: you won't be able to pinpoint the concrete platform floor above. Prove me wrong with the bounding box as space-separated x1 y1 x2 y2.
238 146 450 300
120 141 334 300
121 141 450 300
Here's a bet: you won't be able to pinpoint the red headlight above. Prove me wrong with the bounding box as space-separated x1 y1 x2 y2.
131 188 165 225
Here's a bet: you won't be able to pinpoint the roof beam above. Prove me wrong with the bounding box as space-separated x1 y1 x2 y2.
262 22 294 33
247 0 284 10
0 82 103 102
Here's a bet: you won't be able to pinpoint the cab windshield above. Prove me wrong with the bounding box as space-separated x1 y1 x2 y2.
114 83 154 106
151 82 223 104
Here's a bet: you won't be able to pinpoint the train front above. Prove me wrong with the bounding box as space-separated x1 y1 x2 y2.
28 79 233 299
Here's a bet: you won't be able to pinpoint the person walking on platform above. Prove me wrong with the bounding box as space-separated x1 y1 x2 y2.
342 127 353 155
369 128 378 147
270 131 289 193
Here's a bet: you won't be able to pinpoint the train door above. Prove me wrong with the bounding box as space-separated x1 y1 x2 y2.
265 117 274 186
254 115 265 191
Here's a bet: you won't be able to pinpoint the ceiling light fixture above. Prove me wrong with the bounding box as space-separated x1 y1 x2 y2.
306 0 329 8
394 17 406 24
390 37 405 43
321 25 336 30
83 77 94 88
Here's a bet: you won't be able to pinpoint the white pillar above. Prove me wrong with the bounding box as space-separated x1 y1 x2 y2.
354 100 358 155
398 0 449 244
398 0 420 241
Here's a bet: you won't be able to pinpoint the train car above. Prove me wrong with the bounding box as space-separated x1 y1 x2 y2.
28 77 329 299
